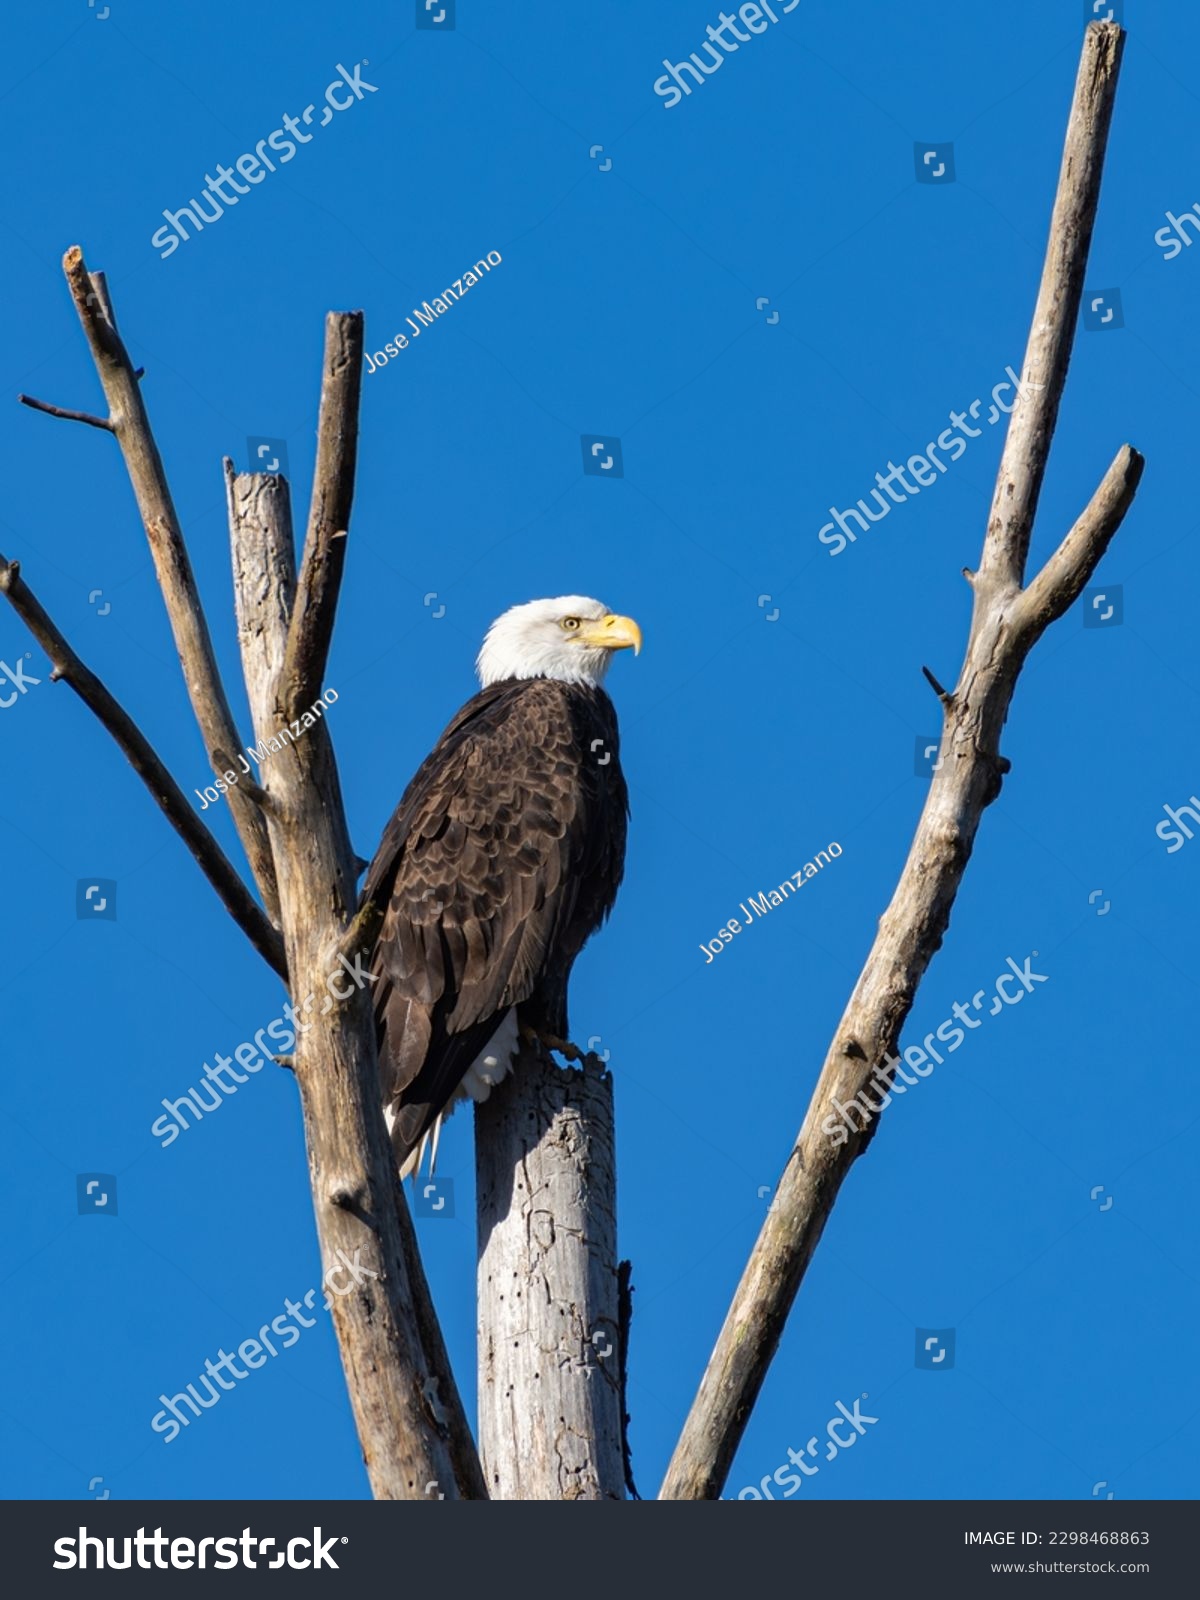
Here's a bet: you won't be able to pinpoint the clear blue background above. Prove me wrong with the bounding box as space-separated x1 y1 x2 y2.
1 0 1196 1502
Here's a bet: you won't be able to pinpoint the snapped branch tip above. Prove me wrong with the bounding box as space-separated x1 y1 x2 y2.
921 665 953 706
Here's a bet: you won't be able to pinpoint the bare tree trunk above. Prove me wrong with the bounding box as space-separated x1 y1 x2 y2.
475 1045 625 1499
225 456 485 1500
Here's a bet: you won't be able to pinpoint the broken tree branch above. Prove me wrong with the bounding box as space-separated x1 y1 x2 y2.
660 20 1139 1501
282 311 363 721
0 554 286 978
980 23 1125 592
16 393 112 431
1014 443 1142 643
921 664 953 705
51 245 282 927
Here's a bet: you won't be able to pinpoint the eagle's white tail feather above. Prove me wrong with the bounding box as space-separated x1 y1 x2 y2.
429 1110 444 1175
407 1128 431 1185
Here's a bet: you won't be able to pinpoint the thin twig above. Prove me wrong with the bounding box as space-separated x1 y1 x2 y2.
17 393 112 431
0 554 286 979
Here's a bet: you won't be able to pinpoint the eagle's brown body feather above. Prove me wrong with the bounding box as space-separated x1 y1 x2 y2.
362 677 628 1168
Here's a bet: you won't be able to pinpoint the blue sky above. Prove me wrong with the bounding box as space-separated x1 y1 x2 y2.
2 0 1197 1502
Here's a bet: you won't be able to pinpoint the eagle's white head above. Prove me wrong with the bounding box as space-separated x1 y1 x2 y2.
476 596 642 689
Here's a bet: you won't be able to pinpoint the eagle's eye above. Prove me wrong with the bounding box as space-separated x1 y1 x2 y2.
561 616 581 632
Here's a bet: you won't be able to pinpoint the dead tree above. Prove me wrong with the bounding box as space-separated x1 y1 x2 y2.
2 20 1136 1503
5 267 483 1501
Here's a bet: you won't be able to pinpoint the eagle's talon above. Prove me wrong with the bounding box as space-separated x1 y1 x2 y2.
520 1025 591 1064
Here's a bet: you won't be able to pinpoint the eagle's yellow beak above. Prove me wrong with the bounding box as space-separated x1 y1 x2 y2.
580 613 642 655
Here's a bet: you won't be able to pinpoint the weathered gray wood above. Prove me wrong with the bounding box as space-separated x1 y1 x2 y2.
53 245 283 927
282 313 360 721
660 19 1140 1501
226 451 485 1501
980 21 1126 592
476 1044 624 1499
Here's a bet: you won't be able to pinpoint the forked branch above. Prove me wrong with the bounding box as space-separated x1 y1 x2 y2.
661 20 1139 1500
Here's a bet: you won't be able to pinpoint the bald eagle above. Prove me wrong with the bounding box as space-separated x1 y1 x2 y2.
362 596 641 1177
